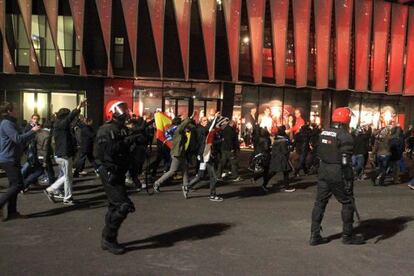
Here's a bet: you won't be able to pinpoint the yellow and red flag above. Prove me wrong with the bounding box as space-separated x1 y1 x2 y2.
154 112 173 148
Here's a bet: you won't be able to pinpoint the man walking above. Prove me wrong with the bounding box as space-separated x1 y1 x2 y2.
44 99 87 205
0 102 40 221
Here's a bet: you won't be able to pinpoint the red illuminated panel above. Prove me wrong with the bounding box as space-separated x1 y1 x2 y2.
314 0 332 89
292 0 311 87
69 0 87 75
18 0 40 74
147 0 165 77
405 7 414 95
0 0 15 73
44 0 64 75
173 0 192 81
371 1 391 93
270 0 289 85
388 4 408 94
96 0 113 76
223 0 242 82
354 0 372 92
247 0 265 84
335 0 353 90
199 0 216 81
121 0 139 76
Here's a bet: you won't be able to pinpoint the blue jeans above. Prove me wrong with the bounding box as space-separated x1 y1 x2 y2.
352 154 365 177
376 155 391 182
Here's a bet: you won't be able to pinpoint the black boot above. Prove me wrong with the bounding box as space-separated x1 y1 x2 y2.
309 232 329 246
342 234 365 245
101 238 126 255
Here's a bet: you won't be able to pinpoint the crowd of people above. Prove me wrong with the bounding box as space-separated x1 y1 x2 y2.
0 100 413 254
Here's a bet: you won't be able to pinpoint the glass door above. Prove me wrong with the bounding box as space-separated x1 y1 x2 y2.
164 96 191 118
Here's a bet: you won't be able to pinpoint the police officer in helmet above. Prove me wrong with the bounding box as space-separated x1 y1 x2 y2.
95 101 137 254
310 107 365 246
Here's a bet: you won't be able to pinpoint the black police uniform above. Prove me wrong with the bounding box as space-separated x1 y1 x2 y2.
95 119 136 253
310 123 364 245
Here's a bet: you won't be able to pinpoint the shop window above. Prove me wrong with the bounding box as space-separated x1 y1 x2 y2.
257 87 283 133
283 88 311 132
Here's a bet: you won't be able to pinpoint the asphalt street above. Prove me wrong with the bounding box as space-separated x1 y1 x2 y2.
0 158 413 275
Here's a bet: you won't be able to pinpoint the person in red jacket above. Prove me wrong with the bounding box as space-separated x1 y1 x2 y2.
288 109 305 136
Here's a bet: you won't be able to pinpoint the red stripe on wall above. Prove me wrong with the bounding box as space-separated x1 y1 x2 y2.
388 4 408 94
199 0 217 81
173 0 192 81
354 0 372 92
270 0 289 85
69 0 87 75
96 0 113 77
335 0 353 90
223 0 242 82
147 0 166 77
404 7 414 95
314 0 332 89
247 0 265 84
371 0 391 93
292 0 311 87
121 0 139 76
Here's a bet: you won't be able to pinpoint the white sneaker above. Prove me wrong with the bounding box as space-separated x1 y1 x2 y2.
79 171 88 176
408 184 414 190
284 187 296 193
209 195 223 202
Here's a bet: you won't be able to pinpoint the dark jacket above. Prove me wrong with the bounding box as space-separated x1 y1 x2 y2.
353 132 370 155
270 136 291 173
35 129 52 158
53 109 80 157
0 115 35 163
80 124 96 153
221 125 239 152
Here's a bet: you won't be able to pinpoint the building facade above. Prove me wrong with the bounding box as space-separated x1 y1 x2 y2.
1 0 414 129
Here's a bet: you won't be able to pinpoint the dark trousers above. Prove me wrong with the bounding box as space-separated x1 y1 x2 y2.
75 151 97 173
311 166 354 236
150 142 171 177
254 166 290 189
188 162 218 196
100 168 135 241
21 162 44 188
217 150 239 178
0 162 23 214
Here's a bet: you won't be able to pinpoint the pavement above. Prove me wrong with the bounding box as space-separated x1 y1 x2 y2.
0 155 414 275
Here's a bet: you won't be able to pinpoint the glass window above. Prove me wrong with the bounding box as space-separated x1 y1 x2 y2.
36 93 49 122
133 88 163 117
23 92 35 121
57 15 77 68
114 37 124 69
51 92 78 114
258 87 283 134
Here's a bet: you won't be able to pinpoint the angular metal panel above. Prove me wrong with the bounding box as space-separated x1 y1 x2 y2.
147 0 165 77
43 0 64 75
270 0 289 85
292 0 311 87
371 0 391 93
198 0 216 81
173 0 192 81
69 0 87 75
96 0 113 77
354 0 372 92
335 0 353 90
0 0 15 73
223 0 242 82
18 0 40 74
247 0 265 84
404 7 414 95
121 0 139 76
388 4 408 94
314 0 332 89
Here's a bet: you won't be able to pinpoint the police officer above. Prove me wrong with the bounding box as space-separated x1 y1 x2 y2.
310 107 365 246
95 101 138 255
